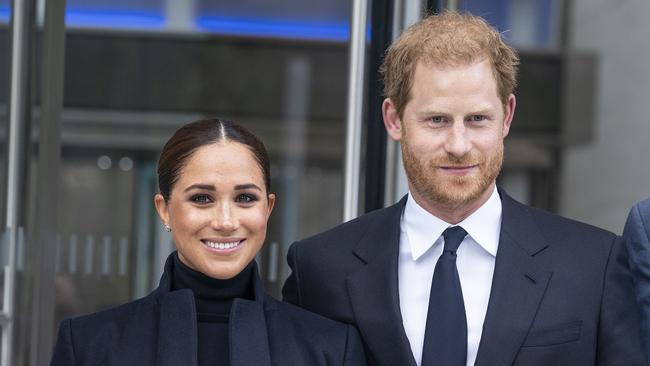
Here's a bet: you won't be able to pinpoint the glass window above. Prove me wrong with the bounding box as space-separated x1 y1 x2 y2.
0 0 9 23
43 0 352 341
66 0 165 30
459 0 562 49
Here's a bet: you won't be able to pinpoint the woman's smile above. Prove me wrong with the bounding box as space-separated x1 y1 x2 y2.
155 141 275 280
201 238 245 253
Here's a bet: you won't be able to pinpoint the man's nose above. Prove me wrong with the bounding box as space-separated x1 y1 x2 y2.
444 122 471 157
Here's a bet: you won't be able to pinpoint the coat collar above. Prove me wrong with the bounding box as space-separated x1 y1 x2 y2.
348 189 553 366
474 188 552 365
347 195 417 366
154 253 272 366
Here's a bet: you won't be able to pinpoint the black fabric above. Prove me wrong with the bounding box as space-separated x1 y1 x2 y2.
421 226 467 366
171 254 255 366
282 188 646 366
197 323 228 366
50 252 367 366
171 253 254 322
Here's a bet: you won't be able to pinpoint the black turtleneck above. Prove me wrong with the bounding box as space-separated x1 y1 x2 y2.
171 253 255 366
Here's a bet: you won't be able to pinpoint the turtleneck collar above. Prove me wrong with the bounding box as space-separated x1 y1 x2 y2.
171 252 255 301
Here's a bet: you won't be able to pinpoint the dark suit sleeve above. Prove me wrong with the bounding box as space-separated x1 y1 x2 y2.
344 325 367 366
597 236 647 366
282 242 301 305
50 319 76 366
623 203 650 363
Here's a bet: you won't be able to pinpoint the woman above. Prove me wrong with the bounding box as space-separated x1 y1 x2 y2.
50 118 366 366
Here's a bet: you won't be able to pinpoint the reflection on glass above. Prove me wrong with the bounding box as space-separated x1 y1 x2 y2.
62 0 353 41
0 0 9 23
459 0 562 49
46 0 350 347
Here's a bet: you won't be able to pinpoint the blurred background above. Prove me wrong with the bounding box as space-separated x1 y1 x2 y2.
0 0 648 364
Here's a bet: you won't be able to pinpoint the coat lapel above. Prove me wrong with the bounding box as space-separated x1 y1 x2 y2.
474 190 552 366
155 255 272 366
156 289 198 366
346 196 417 366
230 266 273 366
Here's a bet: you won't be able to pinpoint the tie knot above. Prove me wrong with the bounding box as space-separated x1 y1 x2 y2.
442 226 467 253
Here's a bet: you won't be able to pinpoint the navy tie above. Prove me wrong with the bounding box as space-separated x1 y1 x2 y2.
421 226 468 366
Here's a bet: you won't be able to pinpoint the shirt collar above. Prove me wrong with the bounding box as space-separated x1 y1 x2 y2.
402 186 502 260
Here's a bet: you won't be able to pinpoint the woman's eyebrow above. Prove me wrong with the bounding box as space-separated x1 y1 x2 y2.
234 183 262 191
183 183 215 192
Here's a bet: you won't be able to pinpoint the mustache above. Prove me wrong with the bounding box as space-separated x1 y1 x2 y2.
431 153 483 167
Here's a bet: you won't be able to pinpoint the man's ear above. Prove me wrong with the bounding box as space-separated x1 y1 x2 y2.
382 98 403 141
502 94 516 137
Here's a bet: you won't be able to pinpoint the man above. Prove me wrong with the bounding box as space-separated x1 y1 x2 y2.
624 197 650 364
283 12 645 366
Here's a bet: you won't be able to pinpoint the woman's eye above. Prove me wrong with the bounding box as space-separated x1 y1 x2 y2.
190 194 212 204
469 115 486 122
235 194 258 203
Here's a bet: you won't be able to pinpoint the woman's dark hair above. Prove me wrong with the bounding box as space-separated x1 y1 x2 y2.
157 118 271 201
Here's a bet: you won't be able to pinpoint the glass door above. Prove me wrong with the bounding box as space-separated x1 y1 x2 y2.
7 0 364 364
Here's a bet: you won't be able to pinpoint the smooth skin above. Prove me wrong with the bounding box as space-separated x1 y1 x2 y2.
154 141 275 280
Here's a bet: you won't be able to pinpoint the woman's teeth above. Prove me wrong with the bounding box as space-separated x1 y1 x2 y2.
204 240 241 250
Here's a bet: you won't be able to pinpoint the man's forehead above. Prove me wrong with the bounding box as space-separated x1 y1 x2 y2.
417 54 491 71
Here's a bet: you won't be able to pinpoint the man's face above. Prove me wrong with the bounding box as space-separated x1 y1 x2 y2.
383 59 515 213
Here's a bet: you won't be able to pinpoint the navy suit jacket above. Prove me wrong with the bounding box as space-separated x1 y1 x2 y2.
50 254 366 366
624 197 650 364
283 189 646 366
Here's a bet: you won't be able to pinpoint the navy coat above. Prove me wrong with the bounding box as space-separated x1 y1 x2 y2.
283 189 646 366
50 255 366 366
624 197 650 364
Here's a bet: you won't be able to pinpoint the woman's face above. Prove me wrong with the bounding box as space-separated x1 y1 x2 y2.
154 141 275 280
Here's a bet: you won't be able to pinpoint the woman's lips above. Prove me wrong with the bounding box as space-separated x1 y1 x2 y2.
201 239 245 253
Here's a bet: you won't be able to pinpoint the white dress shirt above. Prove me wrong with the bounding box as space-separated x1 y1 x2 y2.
398 186 502 366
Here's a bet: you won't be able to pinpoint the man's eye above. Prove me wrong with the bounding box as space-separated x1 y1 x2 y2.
190 194 212 204
235 194 258 203
430 116 444 123
469 115 486 122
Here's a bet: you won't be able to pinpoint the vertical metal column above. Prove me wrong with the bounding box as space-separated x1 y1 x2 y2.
343 0 369 222
3 1 35 365
383 0 426 206
30 0 67 364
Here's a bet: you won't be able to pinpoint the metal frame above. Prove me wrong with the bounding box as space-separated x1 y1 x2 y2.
3 1 35 365
343 0 369 221
362 0 395 213
29 0 67 364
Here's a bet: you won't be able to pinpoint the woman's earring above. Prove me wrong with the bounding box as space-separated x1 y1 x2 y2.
164 223 171 232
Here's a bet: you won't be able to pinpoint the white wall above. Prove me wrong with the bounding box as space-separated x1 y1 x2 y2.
560 0 650 233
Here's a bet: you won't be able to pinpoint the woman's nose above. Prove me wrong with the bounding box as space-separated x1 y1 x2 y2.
211 204 239 231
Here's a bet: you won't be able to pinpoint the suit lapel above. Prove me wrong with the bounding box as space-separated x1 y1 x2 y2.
474 190 552 366
346 196 417 366
156 289 198 366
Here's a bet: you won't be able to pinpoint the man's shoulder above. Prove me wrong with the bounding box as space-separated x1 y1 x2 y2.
624 196 650 237
506 195 617 244
267 295 350 333
632 196 650 215
295 199 403 250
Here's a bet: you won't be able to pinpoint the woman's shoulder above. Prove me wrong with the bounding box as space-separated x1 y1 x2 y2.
63 291 159 333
